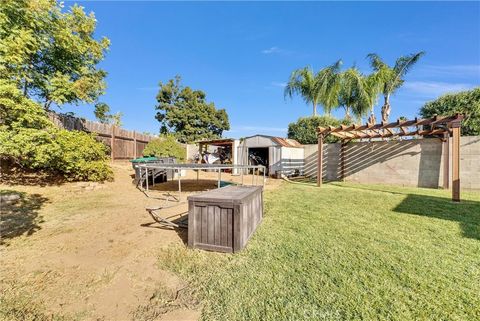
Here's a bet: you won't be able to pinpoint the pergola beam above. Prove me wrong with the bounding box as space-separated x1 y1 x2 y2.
316 114 464 202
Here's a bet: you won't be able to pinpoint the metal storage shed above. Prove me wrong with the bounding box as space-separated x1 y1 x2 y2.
237 135 304 176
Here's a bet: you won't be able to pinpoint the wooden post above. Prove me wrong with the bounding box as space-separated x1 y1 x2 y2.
133 131 137 159
442 132 449 189
178 170 182 193
110 125 115 161
341 142 346 181
218 169 221 188
317 135 324 187
451 125 461 202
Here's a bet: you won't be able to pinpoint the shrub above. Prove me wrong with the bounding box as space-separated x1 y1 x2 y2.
287 115 352 144
419 87 480 136
0 81 113 182
143 135 186 162
0 128 113 182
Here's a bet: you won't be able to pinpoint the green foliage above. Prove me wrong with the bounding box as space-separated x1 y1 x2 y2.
366 52 425 121
0 79 51 129
0 0 109 109
155 76 230 143
94 102 123 126
142 135 186 162
367 52 425 97
0 80 112 182
94 102 111 123
338 67 372 120
0 1 112 182
420 87 480 136
287 115 351 144
285 61 343 116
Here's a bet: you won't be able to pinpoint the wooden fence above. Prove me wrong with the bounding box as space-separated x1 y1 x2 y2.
48 112 156 160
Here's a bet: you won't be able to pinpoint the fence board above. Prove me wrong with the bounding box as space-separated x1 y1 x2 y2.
48 112 156 160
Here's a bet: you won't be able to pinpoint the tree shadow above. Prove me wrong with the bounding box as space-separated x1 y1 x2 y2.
0 162 66 187
0 190 49 246
393 194 480 240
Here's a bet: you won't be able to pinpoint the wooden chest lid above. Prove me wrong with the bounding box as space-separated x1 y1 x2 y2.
187 185 262 204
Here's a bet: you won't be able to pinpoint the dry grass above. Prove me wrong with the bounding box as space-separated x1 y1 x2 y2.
0 163 273 321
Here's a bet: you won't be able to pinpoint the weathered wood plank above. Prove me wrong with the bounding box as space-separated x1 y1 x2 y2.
188 186 263 252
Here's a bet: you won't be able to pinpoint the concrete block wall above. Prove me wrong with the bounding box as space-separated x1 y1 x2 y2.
303 136 480 190
455 136 480 190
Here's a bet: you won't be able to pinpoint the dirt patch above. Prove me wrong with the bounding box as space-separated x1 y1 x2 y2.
0 162 281 320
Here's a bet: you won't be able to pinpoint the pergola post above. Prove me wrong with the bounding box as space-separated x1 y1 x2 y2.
341 141 346 181
442 132 449 189
317 134 324 187
451 124 461 202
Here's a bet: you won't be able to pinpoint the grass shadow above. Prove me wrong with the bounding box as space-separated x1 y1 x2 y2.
326 182 480 240
394 194 480 240
0 190 49 246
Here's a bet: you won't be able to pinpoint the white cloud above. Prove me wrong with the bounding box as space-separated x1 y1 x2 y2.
271 81 287 88
403 81 476 97
419 64 480 78
261 46 292 55
261 46 281 54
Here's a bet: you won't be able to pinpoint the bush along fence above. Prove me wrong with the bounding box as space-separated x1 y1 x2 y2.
48 112 156 160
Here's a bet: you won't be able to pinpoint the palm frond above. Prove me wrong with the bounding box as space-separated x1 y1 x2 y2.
366 53 388 71
394 51 426 77
284 66 315 106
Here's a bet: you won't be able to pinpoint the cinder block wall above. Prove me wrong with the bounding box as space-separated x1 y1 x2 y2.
303 136 480 189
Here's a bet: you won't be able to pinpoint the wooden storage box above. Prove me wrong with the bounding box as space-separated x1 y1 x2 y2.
187 185 263 253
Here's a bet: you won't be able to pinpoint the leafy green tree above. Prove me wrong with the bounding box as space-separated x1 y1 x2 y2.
155 76 230 143
338 67 370 121
110 112 123 127
0 0 110 109
94 102 111 124
287 115 352 144
0 1 113 182
420 87 480 136
94 102 123 126
367 52 425 122
142 135 186 161
285 61 343 116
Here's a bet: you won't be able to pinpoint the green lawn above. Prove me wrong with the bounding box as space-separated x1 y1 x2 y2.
158 182 480 321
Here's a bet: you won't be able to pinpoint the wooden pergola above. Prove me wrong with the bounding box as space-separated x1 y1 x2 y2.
316 114 464 202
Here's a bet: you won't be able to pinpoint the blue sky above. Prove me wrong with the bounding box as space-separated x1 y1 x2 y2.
64 1 480 138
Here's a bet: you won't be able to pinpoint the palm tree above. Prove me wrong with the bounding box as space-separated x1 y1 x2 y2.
367 52 425 122
338 67 370 121
315 60 343 115
284 60 342 116
364 73 383 124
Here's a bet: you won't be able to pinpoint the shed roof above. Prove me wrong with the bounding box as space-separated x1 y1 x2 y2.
196 138 236 146
242 135 303 148
271 137 303 148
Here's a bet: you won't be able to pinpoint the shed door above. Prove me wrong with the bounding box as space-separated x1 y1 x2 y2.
269 147 281 174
